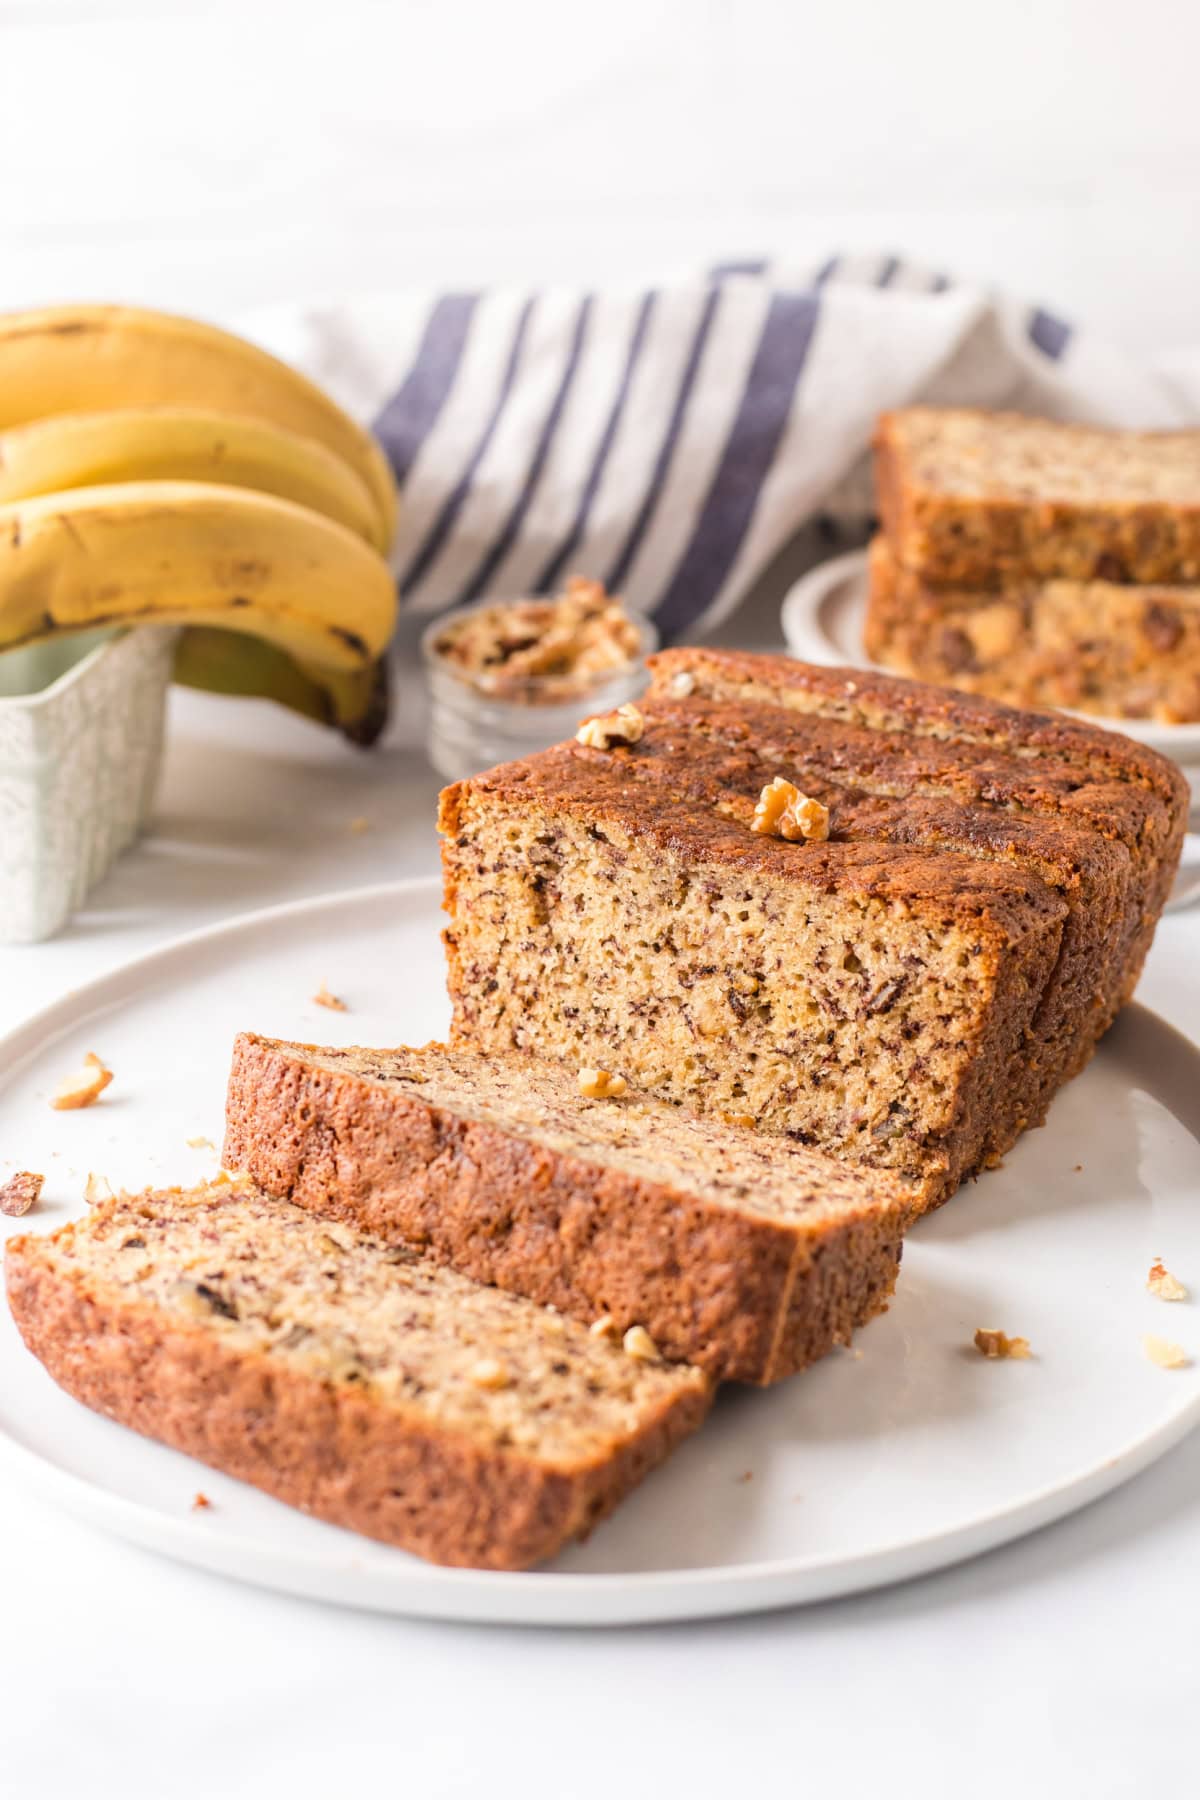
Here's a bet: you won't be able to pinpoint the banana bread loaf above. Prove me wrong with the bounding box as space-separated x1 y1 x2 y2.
865 532 1200 723
5 1179 710 1570
875 407 1200 585
440 652 1186 1207
223 1033 913 1384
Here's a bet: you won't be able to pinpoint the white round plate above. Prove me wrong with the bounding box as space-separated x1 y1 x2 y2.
780 547 1200 766
2 879 1200 1627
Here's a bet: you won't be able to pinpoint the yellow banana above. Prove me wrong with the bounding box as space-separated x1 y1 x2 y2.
0 305 397 550
0 482 396 672
174 628 390 746
0 408 385 549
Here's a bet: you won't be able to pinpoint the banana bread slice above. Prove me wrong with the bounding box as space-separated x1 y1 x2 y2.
5 1180 710 1570
875 407 1200 585
223 1033 913 1384
865 532 1200 723
441 653 1185 1207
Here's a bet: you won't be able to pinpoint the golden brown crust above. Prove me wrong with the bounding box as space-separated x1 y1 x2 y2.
5 1220 710 1571
874 408 1200 585
645 644 1188 809
222 1033 907 1384
646 649 1186 1019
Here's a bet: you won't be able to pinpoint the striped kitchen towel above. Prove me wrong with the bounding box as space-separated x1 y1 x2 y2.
240 254 1200 642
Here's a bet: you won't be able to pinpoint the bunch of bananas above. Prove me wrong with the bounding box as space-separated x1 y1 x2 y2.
0 305 399 743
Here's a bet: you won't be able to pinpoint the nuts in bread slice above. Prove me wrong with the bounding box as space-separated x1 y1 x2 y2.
4 1179 710 1570
223 1034 914 1384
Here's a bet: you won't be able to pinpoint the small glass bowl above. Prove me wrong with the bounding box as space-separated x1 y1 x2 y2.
420 601 659 781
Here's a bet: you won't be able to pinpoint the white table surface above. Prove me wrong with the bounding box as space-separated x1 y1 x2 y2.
2 608 1200 1800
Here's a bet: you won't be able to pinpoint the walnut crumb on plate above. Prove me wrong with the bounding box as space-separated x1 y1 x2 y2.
312 982 348 1012
1143 1335 1190 1370
50 1052 112 1111
83 1171 114 1206
1147 1259 1188 1302
186 1135 215 1151
974 1327 1032 1360
0 1171 43 1217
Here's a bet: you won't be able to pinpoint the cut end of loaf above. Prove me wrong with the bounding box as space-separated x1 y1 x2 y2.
223 1032 912 1383
441 652 1185 1206
5 1182 710 1570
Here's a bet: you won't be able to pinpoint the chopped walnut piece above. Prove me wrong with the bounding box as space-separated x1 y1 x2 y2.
669 670 696 698
622 1324 660 1362
312 982 348 1012
50 1052 112 1111
1143 1334 1190 1370
751 777 830 843
434 578 641 703
973 1327 1032 1360
83 1171 114 1207
468 1357 510 1390
1147 1259 1188 1302
578 1067 628 1100
0 1171 43 1217
589 1314 618 1340
576 702 645 750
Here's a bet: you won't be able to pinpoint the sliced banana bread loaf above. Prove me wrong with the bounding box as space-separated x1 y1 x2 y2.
223 1033 913 1384
874 407 1200 585
5 1180 710 1570
865 532 1200 723
440 652 1185 1207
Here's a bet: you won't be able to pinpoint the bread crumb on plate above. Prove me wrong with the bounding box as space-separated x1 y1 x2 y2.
83 1171 114 1206
0 1171 43 1217
1143 1335 1190 1370
1147 1259 1188 1302
974 1327 1032 1360
313 982 348 1012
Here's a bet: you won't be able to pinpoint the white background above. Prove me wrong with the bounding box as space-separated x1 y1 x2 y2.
3 2 1200 1795
1 0 1198 345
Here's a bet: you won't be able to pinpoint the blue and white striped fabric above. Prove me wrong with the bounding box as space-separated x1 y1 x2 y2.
243 254 1200 642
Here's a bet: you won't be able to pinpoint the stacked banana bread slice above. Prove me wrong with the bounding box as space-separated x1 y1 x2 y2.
866 407 1200 721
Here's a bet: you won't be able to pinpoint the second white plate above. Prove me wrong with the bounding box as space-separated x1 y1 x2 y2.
2 878 1200 1626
